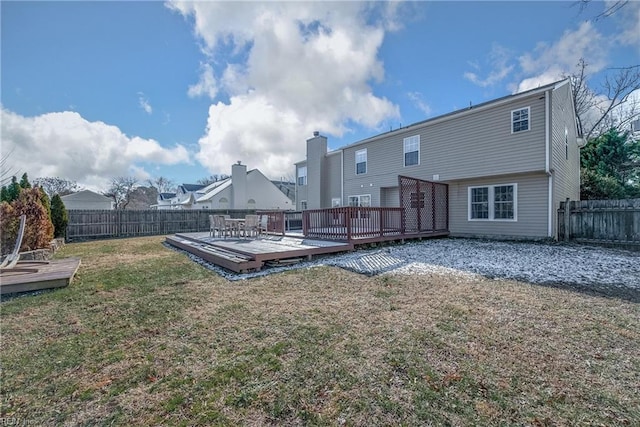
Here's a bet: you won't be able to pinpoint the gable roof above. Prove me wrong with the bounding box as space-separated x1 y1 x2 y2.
179 183 206 193
158 192 176 201
61 189 112 202
195 179 233 202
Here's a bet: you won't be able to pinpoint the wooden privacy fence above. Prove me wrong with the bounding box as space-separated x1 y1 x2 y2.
66 209 255 241
557 198 640 248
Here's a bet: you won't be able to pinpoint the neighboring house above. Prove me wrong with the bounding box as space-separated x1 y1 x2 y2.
167 162 294 211
61 190 114 210
153 192 177 210
295 79 582 240
271 180 296 203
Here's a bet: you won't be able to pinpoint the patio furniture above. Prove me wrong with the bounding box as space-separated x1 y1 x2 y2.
258 215 269 236
209 215 216 237
214 215 231 238
0 214 49 274
224 218 245 238
241 215 259 238
0 215 26 270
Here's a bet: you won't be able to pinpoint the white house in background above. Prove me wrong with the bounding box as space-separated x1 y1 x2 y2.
160 162 294 211
61 190 114 210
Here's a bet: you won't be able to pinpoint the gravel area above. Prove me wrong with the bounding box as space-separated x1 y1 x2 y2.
177 238 640 302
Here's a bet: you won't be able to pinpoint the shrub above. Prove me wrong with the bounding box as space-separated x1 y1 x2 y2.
0 187 54 253
51 194 68 239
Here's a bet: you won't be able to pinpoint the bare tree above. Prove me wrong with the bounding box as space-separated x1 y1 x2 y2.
104 176 138 210
33 177 80 197
576 0 629 21
567 60 640 140
197 174 229 186
0 149 20 187
147 176 175 194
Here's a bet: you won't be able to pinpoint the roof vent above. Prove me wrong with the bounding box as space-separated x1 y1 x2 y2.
313 131 320 137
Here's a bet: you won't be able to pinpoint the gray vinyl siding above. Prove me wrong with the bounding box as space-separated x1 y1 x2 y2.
322 152 342 207
449 173 549 238
341 92 547 194
381 187 400 207
550 82 581 237
306 136 327 209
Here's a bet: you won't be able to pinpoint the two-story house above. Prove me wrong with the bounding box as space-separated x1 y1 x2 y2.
295 79 582 240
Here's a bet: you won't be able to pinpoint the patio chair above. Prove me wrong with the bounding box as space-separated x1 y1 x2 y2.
209 215 216 237
258 215 269 236
216 215 233 238
0 215 26 270
0 215 42 274
241 214 259 238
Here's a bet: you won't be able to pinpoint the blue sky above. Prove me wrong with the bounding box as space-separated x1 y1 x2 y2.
1 1 638 191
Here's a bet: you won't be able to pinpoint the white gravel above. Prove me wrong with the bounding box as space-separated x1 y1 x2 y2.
176 238 639 300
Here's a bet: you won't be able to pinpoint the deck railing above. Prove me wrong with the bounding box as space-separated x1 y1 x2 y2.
302 207 404 241
256 210 289 235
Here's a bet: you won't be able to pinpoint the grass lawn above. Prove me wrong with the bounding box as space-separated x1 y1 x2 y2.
1 236 638 426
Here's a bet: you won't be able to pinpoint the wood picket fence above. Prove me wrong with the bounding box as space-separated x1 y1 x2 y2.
558 198 640 249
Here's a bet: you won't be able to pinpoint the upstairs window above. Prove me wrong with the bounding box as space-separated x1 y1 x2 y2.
355 149 367 175
404 135 420 166
511 107 530 133
297 166 307 186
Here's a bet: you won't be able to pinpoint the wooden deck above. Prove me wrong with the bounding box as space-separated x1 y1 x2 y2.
0 258 81 295
166 228 449 274
166 233 353 273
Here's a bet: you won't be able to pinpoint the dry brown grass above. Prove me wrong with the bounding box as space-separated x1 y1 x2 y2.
1 236 638 426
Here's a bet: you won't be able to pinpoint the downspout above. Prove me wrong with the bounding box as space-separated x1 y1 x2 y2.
545 90 553 238
340 150 344 205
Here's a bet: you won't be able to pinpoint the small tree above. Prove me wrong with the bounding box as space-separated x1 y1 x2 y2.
580 128 640 199
19 173 31 190
51 194 68 239
0 187 54 253
4 176 22 203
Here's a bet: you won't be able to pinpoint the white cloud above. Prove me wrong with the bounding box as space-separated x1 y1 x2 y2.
0 108 190 191
515 21 607 92
138 92 153 114
188 63 219 100
610 0 640 49
464 44 515 88
407 92 431 116
168 1 400 179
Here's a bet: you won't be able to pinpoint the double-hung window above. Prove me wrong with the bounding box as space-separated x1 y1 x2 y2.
297 166 307 186
403 135 420 166
355 149 367 175
468 184 517 221
511 107 530 133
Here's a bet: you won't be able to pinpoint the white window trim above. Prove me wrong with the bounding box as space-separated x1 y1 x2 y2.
511 106 530 134
467 183 518 222
403 135 420 167
348 194 371 207
300 200 308 210
297 166 307 186
331 198 341 207
355 149 367 175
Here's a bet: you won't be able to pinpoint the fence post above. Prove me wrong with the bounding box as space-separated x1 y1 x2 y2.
563 198 571 241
